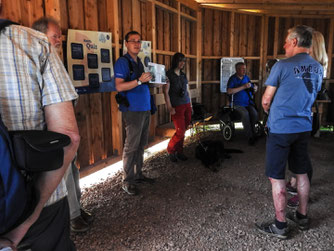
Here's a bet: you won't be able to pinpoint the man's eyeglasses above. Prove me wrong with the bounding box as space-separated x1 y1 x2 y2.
127 40 142 44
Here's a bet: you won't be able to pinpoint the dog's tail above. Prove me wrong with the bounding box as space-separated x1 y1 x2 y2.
225 148 243 153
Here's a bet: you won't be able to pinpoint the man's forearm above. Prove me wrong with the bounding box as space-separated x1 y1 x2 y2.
4 132 80 246
262 86 277 113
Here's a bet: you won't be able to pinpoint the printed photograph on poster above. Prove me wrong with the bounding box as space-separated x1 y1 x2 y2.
147 62 166 84
220 57 244 93
67 29 114 94
123 40 152 72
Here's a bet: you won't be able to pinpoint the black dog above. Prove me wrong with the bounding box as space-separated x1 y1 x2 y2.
195 140 243 172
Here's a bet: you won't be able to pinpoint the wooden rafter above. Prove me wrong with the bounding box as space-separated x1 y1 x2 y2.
195 0 334 16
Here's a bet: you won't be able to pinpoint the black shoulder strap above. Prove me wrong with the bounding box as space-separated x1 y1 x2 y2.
0 20 17 33
122 56 134 76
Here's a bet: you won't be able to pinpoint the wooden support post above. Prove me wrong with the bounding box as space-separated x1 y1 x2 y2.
108 0 123 156
327 18 334 79
149 0 157 141
177 2 181 52
151 1 157 63
260 15 269 120
229 11 235 57
196 10 202 103
273 16 279 58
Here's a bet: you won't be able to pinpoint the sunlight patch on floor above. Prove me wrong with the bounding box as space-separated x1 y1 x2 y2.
79 123 242 189
80 129 193 189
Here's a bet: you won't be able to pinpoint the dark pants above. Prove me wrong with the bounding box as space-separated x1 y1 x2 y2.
235 105 258 139
167 103 192 154
122 111 151 184
18 197 76 251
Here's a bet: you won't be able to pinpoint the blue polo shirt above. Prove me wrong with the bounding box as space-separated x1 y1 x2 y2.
114 53 150 112
227 74 254 107
265 53 323 133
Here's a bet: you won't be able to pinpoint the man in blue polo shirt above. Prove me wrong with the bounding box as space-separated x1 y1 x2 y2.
256 25 323 239
114 31 154 196
227 62 258 145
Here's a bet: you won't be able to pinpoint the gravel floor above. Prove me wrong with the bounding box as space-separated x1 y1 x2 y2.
72 130 334 251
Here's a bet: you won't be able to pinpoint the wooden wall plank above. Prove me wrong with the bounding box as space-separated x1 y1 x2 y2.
122 0 132 35
239 14 247 57
132 0 141 32
196 10 202 103
140 1 147 39
273 17 279 57
20 0 44 27
68 0 85 30
229 11 235 56
97 0 107 31
327 18 334 79
213 10 221 56
156 8 164 51
75 98 92 167
84 0 104 164
246 15 255 56
3 0 22 23
45 0 62 22
221 11 230 56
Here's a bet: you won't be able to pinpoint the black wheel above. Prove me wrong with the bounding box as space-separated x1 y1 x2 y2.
223 124 233 141
254 121 264 137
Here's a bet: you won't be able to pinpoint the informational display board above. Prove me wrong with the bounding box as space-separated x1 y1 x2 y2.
67 29 114 94
123 40 152 72
220 57 244 93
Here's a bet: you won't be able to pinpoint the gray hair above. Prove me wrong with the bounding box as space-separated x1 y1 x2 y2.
287 25 314 49
32 17 60 34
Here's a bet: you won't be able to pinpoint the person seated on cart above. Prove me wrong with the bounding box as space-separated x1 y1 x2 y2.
227 62 259 145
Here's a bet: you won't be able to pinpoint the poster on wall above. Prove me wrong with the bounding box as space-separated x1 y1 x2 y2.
220 57 244 93
122 40 152 72
67 29 114 94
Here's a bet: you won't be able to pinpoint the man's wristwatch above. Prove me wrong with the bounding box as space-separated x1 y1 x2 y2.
137 79 142 85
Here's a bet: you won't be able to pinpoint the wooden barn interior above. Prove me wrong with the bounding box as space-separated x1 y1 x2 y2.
2 0 334 175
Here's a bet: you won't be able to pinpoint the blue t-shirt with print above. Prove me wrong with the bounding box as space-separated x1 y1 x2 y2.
265 53 323 134
227 74 254 107
114 53 150 112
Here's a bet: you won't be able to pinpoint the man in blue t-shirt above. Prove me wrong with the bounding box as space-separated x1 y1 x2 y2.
227 62 258 145
114 31 154 196
256 25 323 239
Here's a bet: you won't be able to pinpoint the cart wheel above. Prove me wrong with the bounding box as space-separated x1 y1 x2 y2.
254 121 264 137
223 124 233 141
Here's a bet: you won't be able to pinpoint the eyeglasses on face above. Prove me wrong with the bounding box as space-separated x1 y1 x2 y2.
127 40 142 44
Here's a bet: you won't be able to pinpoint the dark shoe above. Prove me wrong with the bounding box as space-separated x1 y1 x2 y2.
169 153 178 162
122 183 138 195
255 222 289 239
286 212 310 230
176 152 188 161
286 182 298 195
80 208 93 224
70 216 89 233
287 195 299 208
135 175 155 184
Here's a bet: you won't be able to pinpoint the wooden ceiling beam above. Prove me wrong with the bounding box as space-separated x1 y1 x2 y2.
196 0 333 4
201 3 334 11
